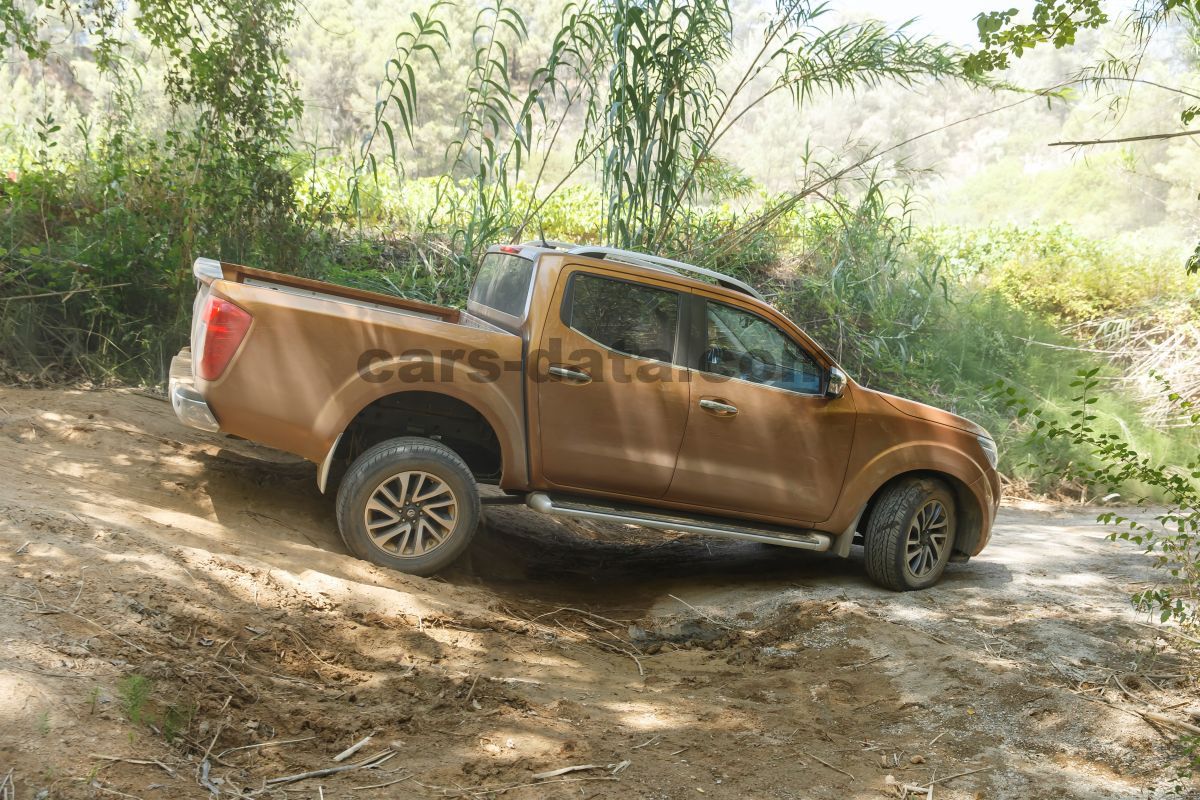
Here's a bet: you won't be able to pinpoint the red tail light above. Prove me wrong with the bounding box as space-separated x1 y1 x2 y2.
198 297 252 381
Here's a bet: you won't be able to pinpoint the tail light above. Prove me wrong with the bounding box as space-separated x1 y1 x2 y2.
198 297 252 381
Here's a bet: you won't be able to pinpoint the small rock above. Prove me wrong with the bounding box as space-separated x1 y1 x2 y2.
910 755 925 764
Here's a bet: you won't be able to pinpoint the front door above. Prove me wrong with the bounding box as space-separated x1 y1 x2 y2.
535 268 691 499
665 294 856 523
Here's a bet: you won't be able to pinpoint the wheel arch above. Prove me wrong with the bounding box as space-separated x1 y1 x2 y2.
321 389 512 493
857 469 983 559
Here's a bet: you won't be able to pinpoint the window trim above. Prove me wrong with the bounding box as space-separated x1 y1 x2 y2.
559 269 686 366
690 296 827 396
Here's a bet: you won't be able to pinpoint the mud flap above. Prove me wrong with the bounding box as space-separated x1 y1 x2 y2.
832 506 866 558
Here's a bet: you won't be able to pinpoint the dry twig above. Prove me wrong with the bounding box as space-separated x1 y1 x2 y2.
925 765 993 787
800 750 853 778
334 735 374 763
267 750 395 786
92 754 175 777
0 594 150 654
530 765 601 780
666 594 745 630
215 735 316 760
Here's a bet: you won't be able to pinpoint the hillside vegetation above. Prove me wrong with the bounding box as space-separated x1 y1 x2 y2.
1 0 1198 499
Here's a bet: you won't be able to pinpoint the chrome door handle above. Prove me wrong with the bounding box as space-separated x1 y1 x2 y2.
699 398 738 416
548 365 592 384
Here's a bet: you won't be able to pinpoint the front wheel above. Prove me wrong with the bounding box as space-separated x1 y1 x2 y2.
335 437 480 576
863 478 956 591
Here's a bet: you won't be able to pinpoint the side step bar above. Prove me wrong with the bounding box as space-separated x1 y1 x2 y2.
525 492 833 552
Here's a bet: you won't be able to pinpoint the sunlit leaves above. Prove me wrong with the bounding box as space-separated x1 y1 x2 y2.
354 0 968 258
590 0 968 251
963 0 1108 74
350 3 452 222
1008 368 1200 645
595 0 731 248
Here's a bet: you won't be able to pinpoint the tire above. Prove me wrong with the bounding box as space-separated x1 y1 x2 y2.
335 437 481 576
863 477 956 591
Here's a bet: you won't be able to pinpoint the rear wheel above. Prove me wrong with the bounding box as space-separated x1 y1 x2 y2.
863 478 956 591
335 437 480 576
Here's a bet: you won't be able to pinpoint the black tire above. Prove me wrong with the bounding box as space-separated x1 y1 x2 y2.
863 477 956 591
335 437 480 576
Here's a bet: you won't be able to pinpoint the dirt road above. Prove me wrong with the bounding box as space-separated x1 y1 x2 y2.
0 388 1194 799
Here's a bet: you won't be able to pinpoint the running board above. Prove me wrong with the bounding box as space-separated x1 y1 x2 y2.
525 493 833 552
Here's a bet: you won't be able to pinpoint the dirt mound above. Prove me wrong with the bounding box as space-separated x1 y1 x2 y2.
0 388 1194 799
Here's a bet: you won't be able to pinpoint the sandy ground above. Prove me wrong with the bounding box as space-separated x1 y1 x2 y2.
0 387 1196 800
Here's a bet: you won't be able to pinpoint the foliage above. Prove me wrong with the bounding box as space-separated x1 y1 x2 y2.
1001 368 1200 786
964 0 1108 74
349 2 452 220
118 675 152 725
935 224 1198 323
346 0 967 257
593 0 969 250
966 0 1200 275
1006 369 1200 628
595 0 731 247
1 135 309 382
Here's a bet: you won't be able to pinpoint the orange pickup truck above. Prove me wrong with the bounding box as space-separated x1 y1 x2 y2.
170 242 999 590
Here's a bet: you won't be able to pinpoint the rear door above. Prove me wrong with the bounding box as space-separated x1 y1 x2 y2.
534 267 691 498
665 293 856 523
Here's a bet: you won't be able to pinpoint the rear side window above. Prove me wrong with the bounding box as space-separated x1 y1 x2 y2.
469 253 534 318
565 273 680 363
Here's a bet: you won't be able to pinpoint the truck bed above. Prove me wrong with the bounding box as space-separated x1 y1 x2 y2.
184 260 527 480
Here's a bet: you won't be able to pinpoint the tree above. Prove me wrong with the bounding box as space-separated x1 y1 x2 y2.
966 0 1200 272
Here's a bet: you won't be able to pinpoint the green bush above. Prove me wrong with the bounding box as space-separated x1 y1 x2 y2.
930 224 1198 324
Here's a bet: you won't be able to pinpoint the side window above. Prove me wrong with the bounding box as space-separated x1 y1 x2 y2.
469 253 533 318
565 273 680 363
700 301 822 394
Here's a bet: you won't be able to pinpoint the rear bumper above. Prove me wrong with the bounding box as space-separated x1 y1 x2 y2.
169 348 219 432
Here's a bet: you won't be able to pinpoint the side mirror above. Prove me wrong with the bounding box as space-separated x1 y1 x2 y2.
825 366 847 399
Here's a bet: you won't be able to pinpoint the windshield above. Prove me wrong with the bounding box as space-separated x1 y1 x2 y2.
469 253 534 319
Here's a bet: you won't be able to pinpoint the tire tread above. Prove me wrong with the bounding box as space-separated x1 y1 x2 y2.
863 478 953 591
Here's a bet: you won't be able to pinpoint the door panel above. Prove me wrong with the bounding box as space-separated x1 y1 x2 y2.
536 269 691 498
665 297 856 523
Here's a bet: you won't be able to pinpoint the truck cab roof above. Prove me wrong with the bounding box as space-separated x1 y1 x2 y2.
486 241 765 302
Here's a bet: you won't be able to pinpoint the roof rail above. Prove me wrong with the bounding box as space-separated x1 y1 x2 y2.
520 240 763 301
567 245 765 302
517 239 578 251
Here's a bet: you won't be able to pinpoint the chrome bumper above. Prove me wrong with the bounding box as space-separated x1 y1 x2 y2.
169 349 219 432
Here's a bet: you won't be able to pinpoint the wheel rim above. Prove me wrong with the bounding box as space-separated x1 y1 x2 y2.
363 471 458 558
905 499 949 579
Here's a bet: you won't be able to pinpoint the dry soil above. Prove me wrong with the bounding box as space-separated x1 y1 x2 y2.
0 388 1196 800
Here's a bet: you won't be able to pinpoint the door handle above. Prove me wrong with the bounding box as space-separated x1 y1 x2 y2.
699 398 738 417
548 365 592 384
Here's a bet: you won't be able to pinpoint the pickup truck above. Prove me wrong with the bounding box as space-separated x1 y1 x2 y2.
169 242 1000 590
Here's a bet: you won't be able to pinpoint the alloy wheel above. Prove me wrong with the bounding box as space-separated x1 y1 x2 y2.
363 470 458 558
905 499 949 579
